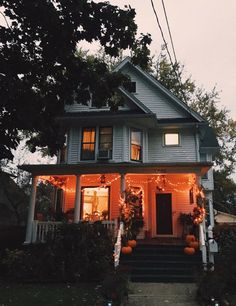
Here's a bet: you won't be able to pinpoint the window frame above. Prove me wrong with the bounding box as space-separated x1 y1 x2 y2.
99 126 113 155
130 129 142 162
81 127 96 160
80 186 110 221
163 132 180 147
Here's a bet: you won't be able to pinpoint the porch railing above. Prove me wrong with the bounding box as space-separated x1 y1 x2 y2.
31 219 118 243
114 221 124 268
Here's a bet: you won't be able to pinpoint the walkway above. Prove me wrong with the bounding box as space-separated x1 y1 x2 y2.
127 283 199 306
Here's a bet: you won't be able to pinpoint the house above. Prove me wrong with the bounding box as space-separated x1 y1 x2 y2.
214 210 236 225
20 57 219 267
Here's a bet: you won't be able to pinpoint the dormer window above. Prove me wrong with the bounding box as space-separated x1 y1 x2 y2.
164 133 180 146
123 81 136 93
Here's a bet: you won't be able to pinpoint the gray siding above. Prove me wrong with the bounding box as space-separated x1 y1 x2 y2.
67 128 80 164
121 66 188 119
113 125 123 162
148 129 197 162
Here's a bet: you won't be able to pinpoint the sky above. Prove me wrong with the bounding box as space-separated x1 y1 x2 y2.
108 0 236 120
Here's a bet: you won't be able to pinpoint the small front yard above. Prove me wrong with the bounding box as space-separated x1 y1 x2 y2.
0 283 103 306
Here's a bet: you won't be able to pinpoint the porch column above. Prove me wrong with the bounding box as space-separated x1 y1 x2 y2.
24 176 37 244
74 174 81 223
120 173 126 198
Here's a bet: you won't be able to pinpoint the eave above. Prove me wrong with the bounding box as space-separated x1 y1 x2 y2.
19 162 212 176
57 112 158 128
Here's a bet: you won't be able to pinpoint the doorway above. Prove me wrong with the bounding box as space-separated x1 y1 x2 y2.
156 193 173 235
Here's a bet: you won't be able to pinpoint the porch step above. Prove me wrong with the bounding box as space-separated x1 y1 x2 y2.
121 243 201 283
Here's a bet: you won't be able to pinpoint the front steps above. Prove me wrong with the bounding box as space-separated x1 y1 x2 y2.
121 243 202 283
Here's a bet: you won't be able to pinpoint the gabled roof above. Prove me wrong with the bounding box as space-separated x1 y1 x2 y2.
115 57 206 123
118 87 153 114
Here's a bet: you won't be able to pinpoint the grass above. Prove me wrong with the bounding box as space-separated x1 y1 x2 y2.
0 283 104 306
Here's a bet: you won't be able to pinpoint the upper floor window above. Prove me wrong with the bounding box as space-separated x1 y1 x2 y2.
164 133 179 146
81 127 96 160
99 127 113 151
123 81 136 93
131 129 142 161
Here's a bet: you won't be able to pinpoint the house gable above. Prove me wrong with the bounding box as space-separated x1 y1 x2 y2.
115 58 205 123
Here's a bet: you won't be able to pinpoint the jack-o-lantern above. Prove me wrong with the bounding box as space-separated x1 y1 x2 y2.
189 241 199 250
127 240 137 248
185 234 196 244
184 246 195 255
121 246 132 254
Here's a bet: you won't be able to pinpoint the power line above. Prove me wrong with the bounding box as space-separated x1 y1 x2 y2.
150 0 174 65
150 0 188 104
161 0 177 63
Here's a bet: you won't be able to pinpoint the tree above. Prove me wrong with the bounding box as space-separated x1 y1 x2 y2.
154 52 236 214
154 52 236 175
0 0 151 160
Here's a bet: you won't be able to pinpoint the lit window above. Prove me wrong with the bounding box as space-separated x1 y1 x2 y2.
81 127 96 160
164 133 179 146
81 187 109 221
131 130 142 161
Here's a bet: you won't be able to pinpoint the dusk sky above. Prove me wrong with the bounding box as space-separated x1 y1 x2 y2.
109 0 236 120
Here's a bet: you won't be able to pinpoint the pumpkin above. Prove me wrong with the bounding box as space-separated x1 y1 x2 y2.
121 246 132 254
189 241 199 250
184 246 195 255
127 240 137 248
185 234 196 244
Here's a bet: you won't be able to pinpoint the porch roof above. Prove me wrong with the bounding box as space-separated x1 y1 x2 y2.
19 161 212 176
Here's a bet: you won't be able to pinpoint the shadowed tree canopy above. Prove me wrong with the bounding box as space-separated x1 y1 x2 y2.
154 53 236 175
0 0 151 160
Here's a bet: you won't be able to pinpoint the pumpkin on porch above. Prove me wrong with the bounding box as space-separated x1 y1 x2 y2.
121 246 132 254
189 241 199 250
184 246 195 255
185 234 196 244
127 239 137 248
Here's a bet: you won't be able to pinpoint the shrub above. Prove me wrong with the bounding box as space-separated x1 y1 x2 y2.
1 221 114 282
101 265 130 306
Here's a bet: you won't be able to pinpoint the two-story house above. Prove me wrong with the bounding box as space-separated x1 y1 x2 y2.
21 58 218 262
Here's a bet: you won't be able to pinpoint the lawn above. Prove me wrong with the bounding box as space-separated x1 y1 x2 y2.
0 283 104 306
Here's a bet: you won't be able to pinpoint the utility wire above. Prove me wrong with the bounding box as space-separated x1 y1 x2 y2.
161 0 177 63
150 0 188 103
150 0 174 65
0 11 11 29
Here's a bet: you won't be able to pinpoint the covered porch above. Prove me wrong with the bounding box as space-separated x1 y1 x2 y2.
20 162 211 244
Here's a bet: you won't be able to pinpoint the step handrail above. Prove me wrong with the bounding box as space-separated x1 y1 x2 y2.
114 221 124 268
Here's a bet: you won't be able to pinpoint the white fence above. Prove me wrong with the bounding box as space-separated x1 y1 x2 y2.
31 219 118 243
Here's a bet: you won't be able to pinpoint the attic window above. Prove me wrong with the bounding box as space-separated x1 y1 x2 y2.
164 133 179 146
123 81 136 93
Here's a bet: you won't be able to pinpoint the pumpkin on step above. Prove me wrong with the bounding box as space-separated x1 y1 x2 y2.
189 241 199 250
184 246 195 255
127 240 137 248
185 234 196 244
121 246 132 254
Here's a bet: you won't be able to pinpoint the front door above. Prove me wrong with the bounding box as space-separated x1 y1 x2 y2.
156 193 173 235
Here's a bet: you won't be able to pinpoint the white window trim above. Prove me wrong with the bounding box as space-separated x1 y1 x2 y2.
163 132 181 147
